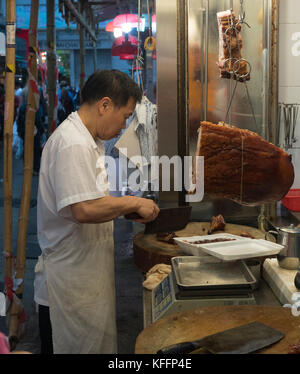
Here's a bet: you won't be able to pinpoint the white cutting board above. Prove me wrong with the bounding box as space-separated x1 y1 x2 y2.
174 234 246 257
199 239 284 261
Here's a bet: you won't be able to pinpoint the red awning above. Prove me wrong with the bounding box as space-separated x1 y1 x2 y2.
112 14 140 28
105 21 114 32
119 54 135 60
111 35 138 56
105 21 121 33
113 35 138 46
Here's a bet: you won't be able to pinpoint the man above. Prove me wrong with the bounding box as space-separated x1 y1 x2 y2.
34 70 159 354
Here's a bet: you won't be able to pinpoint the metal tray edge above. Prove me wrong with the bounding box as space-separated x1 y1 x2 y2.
171 256 258 290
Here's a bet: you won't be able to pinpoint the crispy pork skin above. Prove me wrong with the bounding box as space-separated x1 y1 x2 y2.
192 121 294 206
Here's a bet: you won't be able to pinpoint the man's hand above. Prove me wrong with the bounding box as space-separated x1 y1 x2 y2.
133 198 160 223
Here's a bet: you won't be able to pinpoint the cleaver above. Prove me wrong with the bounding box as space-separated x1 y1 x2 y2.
157 322 285 354
125 206 192 234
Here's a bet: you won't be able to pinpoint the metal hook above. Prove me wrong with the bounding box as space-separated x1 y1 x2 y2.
232 58 252 80
238 0 251 28
223 57 239 76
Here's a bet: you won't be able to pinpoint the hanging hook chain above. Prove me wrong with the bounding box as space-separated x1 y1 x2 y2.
238 0 251 28
223 7 257 131
146 0 152 37
131 0 144 91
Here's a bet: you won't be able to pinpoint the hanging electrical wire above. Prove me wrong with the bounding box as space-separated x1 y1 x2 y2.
132 0 144 91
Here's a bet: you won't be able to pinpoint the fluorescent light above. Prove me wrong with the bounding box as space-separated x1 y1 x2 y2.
138 18 145 32
121 22 132 33
114 28 123 38
152 22 156 33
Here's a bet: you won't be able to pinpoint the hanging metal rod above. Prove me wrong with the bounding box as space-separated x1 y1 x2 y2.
62 0 97 41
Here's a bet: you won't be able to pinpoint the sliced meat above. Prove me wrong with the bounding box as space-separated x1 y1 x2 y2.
240 231 255 239
185 238 235 244
209 214 226 234
156 232 177 245
289 342 300 354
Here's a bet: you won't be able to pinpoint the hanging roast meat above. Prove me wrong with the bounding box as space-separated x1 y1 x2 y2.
217 10 249 82
191 121 294 206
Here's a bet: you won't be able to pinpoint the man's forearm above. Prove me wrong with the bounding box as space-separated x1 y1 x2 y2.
71 195 142 224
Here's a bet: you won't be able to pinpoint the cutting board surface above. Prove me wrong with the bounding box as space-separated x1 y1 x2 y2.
135 305 300 354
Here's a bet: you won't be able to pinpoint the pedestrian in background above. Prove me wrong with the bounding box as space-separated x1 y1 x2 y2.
16 86 45 174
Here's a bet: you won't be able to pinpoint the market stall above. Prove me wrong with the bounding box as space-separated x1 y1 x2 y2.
2 0 300 355
130 0 300 354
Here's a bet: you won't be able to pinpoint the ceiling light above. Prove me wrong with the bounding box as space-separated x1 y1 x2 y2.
114 28 123 38
121 22 132 34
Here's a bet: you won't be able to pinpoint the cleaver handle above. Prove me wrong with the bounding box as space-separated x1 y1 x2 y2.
157 340 205 354
125 194 156 220
124 212 142 220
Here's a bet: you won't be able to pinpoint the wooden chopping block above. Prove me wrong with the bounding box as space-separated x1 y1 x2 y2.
133 222 269 273
135 305 300 354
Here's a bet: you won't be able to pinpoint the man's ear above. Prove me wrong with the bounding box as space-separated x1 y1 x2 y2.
98 97 112 114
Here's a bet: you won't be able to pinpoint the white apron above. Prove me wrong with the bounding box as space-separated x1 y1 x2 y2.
36 220 117 354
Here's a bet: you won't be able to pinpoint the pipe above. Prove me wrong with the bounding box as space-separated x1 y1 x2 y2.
204 0 209 121
79 0 86 89
46 0 57 136
62 0 97 42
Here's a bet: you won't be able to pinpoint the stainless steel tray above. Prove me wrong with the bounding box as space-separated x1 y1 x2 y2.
171 256 258 291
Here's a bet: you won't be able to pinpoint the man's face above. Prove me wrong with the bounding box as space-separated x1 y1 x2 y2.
97 96 136 140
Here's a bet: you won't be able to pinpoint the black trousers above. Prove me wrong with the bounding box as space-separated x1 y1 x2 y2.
38 305 53 354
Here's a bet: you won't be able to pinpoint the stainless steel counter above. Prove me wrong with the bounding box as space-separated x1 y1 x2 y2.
142 261 282 329
136 203 300 328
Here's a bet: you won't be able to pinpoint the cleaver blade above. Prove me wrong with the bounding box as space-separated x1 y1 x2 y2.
157 322 285 354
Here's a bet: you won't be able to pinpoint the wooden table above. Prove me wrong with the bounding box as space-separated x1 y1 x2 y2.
133 222 271 273
135 305 300 354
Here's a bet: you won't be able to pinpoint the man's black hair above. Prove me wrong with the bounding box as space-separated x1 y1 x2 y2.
81 69 142 107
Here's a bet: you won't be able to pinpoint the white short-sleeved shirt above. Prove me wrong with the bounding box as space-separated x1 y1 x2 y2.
34 111 109 306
